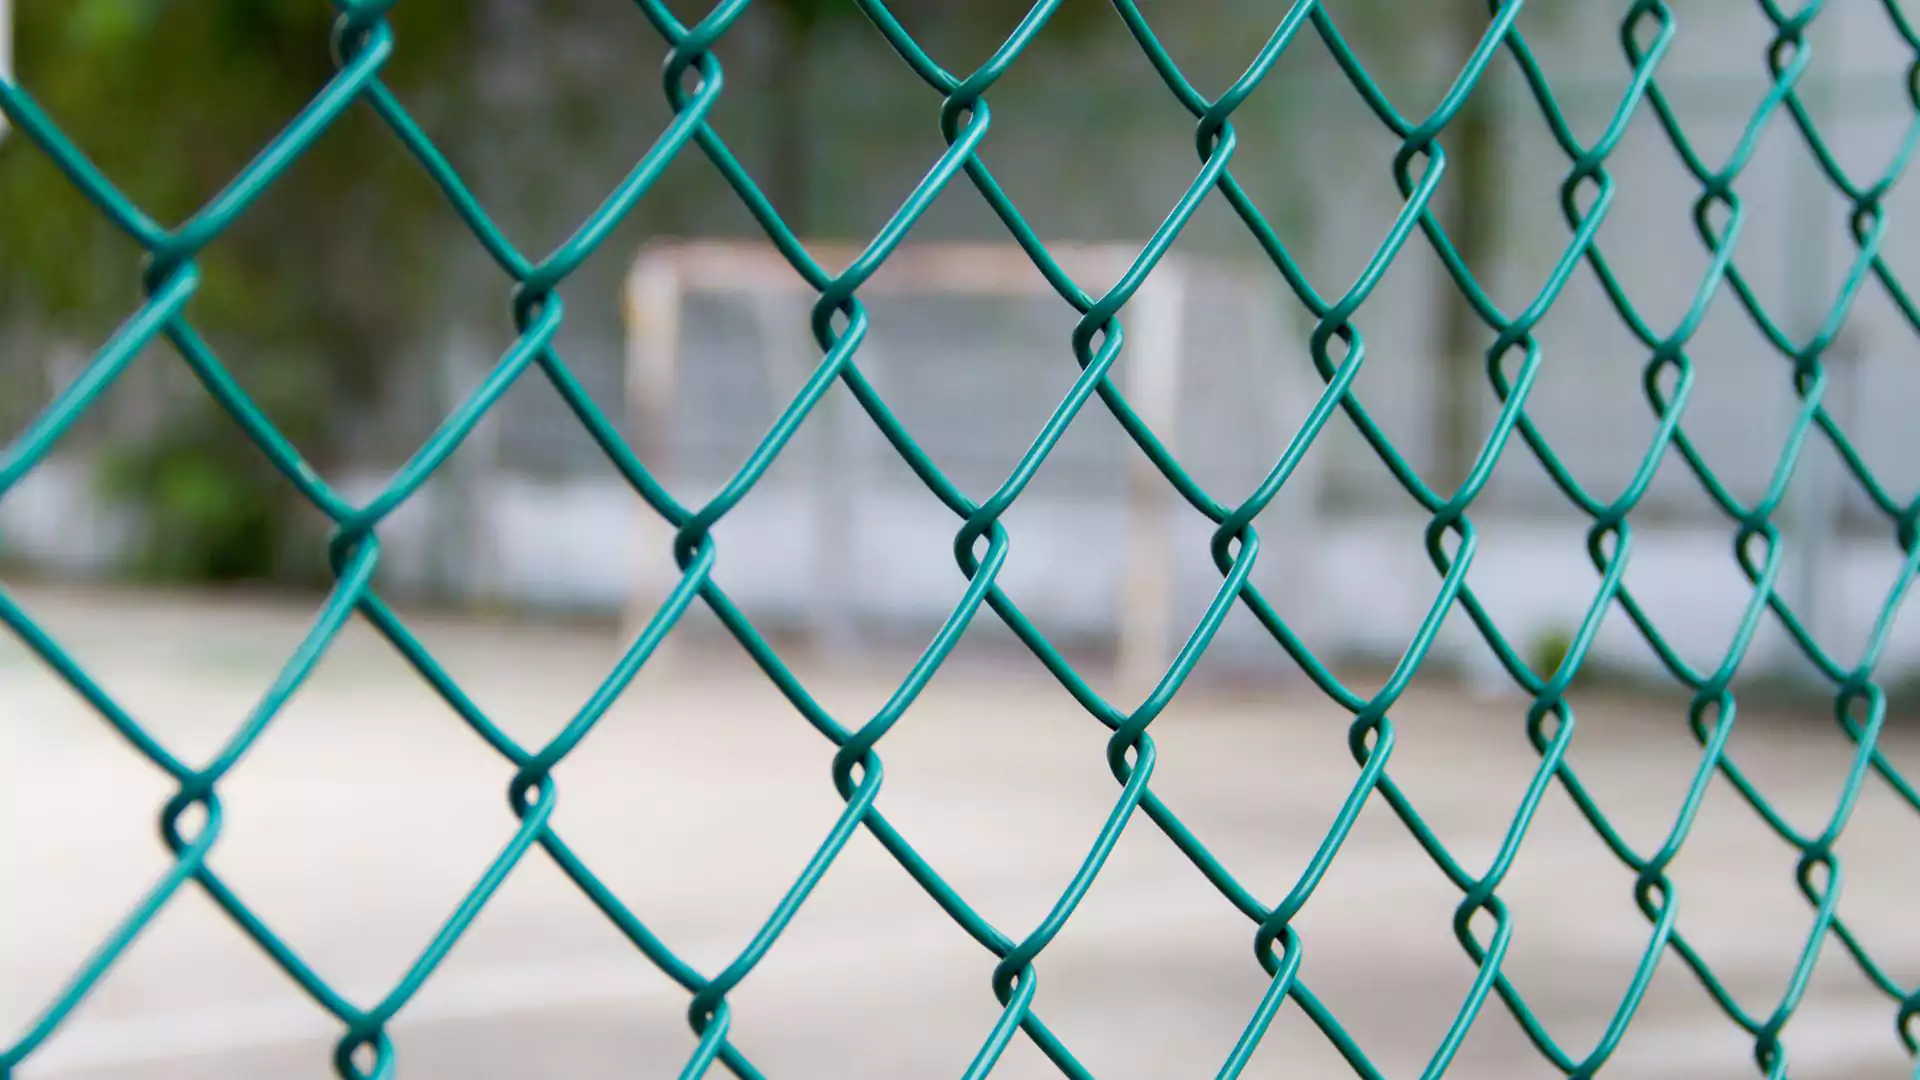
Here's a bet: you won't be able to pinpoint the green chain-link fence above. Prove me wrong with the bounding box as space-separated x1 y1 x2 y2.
5 0 1920 1076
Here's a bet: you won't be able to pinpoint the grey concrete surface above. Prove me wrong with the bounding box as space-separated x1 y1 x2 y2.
3 586 1917 1078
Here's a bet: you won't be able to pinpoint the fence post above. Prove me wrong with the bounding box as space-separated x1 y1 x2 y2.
750 286 860 659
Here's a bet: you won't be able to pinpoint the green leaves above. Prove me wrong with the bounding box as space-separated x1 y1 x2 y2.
67 0 157 51
0 2 485 583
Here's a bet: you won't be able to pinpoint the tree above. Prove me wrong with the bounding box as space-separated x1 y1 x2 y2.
1 0 1521 589
1345 0 1532 497
0 0 478 582
1428 0 1512 499
753 0 1107 237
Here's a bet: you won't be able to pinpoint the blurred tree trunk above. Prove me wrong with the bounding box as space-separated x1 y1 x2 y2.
765 3 819 237
1433 5 1507 497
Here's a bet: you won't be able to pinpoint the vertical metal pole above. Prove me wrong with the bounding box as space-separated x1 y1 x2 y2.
751 289 858 658
1786 43 1838 675
429 331 492 605
1117 262 1186 701
624 253 683 655
819 330 863 660
1257 281 1315 684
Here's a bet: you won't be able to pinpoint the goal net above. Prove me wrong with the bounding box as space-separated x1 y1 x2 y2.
623 238 1329 690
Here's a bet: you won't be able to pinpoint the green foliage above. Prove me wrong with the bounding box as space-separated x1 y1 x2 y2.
0 1 1503 589
1528 624 1576 682
751 0 1109 235
93 402 321 585
0 0 476 332
1 1 480 586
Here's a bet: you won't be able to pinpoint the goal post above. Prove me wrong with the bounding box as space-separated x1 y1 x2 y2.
621 238 1318 693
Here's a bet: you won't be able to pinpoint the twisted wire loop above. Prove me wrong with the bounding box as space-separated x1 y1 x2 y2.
1 0 1917 1076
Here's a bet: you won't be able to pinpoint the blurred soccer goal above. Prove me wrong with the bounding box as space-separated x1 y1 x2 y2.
622 239 1328 691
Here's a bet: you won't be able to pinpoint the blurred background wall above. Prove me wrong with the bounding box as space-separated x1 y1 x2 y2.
3 0 1918 685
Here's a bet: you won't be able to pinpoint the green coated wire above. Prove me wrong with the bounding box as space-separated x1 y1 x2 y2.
2 0 1918 1076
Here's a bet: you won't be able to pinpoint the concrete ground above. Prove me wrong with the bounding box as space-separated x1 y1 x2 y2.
2 585 1917 1079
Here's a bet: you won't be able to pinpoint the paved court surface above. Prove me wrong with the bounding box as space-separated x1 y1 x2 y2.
3 586 1917 1078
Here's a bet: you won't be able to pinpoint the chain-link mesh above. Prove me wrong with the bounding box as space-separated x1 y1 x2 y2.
4 1 1920 1077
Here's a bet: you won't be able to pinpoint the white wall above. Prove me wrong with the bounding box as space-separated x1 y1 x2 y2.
0 462 1869 686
